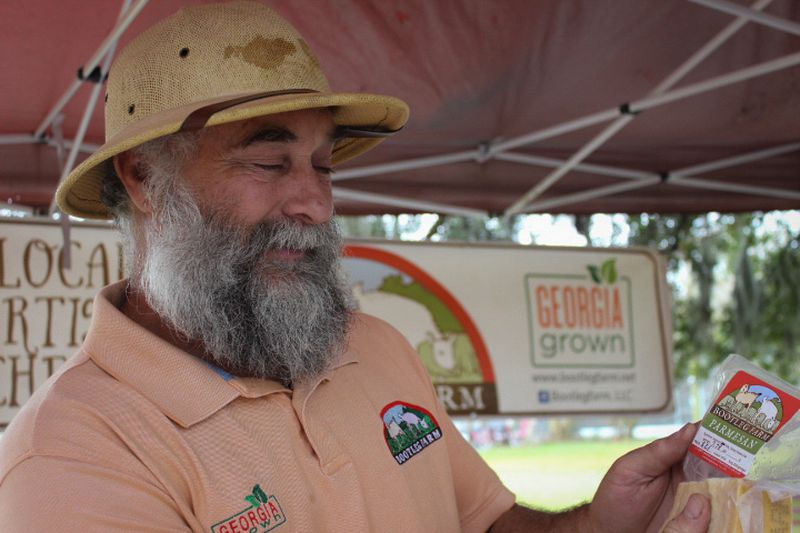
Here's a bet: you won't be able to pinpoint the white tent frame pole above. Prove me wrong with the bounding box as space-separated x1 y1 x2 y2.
333 150 478 181
58 79 107 184
503 0 774 216
503 117 635 215
56 45 119 187
500 141 800 210
655 0 774 93
670 177 800 200
0 134 104 151
688 0 800 37
488 109 619 155
495 152 656 181
33 0 148 139
333 136 798 215
631 50 800 114
47 138 102 154
33 82 88 140
0 135 36 146
51 0 134 216
492 50 800 160
521 179 662 214
491 2 778 157
496 49 800 213
333 187 487 218
671 141 800 177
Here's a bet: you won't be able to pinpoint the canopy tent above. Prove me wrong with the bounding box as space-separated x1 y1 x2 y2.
1 0 798 218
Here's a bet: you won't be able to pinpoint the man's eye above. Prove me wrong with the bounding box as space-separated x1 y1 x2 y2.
253 163 285 171
314 166 335 175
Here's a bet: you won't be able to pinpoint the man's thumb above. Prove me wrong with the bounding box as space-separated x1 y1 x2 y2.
662 494 711 533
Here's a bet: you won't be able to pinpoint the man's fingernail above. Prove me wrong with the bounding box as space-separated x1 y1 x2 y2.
685 495 703 519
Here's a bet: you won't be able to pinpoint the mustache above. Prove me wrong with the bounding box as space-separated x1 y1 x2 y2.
197 215 343 267
250 218 339 253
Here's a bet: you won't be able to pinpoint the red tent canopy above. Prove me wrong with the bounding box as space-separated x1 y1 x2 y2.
1 0 799 217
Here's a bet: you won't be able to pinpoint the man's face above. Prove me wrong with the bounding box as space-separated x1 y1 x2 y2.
180 107 337 229
131 108 354 386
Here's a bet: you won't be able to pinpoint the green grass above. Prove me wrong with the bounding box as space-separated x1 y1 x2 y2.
479 439 653 511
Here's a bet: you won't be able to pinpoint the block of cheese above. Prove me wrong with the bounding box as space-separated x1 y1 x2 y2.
662 478 791 533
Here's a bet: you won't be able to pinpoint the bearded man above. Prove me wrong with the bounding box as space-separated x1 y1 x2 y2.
0 2 709 532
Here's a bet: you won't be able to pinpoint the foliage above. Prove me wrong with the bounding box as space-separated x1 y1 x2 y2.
625 212 800 381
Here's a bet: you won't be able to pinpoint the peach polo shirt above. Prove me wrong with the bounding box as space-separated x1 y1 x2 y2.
0 281 514 532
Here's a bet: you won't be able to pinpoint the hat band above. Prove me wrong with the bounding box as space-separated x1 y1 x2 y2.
178 88 403 138
179 88 319 131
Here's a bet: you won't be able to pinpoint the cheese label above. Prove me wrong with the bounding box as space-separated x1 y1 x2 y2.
689 371 800 478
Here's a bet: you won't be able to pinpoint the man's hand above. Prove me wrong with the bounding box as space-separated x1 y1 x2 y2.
587 422 708 533
490 423 710 532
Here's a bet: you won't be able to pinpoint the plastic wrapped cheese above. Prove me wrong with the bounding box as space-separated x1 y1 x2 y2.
662 478 791 533
685 354 800 482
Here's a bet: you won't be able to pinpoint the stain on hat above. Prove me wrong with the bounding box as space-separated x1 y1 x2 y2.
224 36 295 70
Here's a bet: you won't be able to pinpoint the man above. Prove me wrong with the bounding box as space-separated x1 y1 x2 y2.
0 2 710 531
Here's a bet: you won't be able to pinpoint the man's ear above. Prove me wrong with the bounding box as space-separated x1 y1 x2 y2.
113 151 151 214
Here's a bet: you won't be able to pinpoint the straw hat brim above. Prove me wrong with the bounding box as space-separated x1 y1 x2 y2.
57 90 409 219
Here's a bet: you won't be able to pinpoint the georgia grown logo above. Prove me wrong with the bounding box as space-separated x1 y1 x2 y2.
525 258 635 368
381 401 443 465
211 484 286 533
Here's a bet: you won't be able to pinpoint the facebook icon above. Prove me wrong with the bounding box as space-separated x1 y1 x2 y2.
538 391 550 404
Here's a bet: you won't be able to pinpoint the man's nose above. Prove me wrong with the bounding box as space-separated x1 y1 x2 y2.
281 164 334 225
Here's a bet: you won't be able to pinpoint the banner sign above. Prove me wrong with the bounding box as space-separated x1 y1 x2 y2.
0 219 672 425
344 240 673 417
0 219 125 427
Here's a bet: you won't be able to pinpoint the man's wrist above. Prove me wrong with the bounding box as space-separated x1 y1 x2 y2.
490 502 594 533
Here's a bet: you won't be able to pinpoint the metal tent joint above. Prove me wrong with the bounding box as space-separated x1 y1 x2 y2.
77 65 107 84
476 141 494 164
618 102 641 116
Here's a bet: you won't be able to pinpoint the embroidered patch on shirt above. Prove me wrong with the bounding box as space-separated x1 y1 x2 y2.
381 401 443 465
211 484 286 533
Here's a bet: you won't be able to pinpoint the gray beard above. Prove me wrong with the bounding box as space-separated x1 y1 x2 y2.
134 185 354 386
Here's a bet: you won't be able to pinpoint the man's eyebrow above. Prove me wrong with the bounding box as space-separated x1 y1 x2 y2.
237 126 297 148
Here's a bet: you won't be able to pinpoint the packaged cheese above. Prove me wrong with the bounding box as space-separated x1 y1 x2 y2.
662 478 791 533
676 354 800 532
685 354 800 482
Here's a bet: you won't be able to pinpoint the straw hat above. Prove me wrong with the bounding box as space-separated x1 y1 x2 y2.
56 1 409 219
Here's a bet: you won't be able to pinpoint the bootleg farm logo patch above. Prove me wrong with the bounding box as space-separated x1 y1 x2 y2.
381 401 443 465
211 484 286 533
525 258 635 368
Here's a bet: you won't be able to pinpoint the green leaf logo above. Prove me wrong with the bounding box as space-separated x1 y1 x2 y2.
587 259 617 284
245 484 269 507
601 259 617 284
588 265 602 284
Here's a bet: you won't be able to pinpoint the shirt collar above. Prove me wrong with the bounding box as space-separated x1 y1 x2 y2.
84 281 358 428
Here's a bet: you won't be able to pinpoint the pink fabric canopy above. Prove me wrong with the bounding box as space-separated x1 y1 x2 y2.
1 0 798 216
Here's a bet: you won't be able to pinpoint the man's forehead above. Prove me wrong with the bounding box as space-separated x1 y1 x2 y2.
206 108 337 147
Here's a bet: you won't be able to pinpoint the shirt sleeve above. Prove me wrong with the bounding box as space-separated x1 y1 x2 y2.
373 315 517 532
435 397 517 532
0 455 191 532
